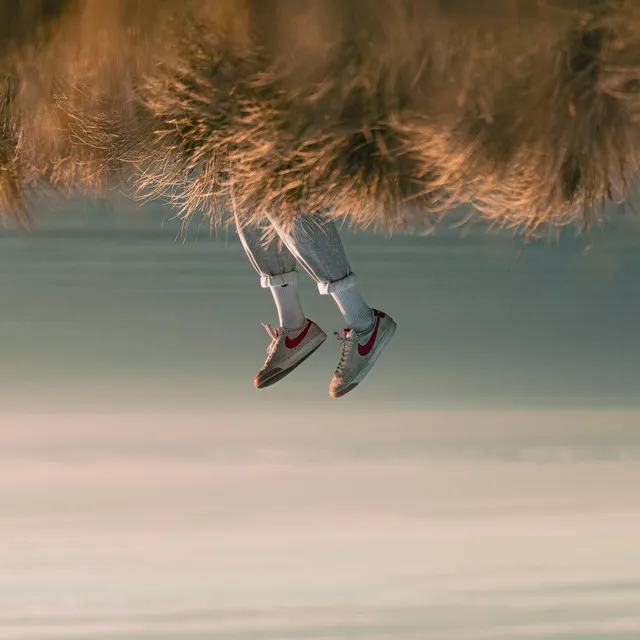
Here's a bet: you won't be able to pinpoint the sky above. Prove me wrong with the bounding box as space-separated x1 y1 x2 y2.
1 199 640 638
1 197 640 413
2 411 640 639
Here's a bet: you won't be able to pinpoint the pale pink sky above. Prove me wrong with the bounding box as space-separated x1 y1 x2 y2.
2 412 640 639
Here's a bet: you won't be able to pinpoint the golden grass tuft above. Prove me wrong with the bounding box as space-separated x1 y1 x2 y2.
1 0 640 236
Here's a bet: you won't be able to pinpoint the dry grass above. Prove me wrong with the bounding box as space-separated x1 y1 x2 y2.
1 0 640 235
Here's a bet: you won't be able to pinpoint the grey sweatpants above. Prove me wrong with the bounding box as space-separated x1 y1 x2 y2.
236 212 358 295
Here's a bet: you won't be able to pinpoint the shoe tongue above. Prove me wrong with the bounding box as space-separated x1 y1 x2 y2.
343 329 351 338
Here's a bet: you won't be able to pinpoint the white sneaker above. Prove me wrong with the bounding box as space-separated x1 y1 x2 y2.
330 310 397 398
255 319 327 389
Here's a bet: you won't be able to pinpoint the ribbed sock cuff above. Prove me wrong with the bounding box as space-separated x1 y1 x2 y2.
329 280 374 332
270 281 306 330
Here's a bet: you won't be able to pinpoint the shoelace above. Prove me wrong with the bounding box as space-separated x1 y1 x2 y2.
334 329 356 377
262 323 281 361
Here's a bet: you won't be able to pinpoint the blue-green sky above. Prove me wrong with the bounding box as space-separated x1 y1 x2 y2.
0 198 639 412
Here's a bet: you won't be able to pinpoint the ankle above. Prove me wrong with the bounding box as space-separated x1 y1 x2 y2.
270 282 305 330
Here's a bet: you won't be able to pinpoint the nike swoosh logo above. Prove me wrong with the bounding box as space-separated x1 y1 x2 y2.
285 320 313 349
358 312 384 357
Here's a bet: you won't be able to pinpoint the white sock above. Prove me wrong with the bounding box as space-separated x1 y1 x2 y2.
270 283 306 330
331 286 374 332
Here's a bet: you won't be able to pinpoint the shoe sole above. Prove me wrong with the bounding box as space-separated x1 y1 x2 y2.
330 319 397 399
330 383 359 398
255 335 327 389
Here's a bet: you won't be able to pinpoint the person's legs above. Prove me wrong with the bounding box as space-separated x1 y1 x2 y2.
266 211 397 398
265 211 374 332
235 213 327 389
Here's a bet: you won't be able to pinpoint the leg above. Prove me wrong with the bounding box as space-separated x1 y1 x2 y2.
235 213 327 389
235 213 305 330
266 211 374 331
267 211 396 399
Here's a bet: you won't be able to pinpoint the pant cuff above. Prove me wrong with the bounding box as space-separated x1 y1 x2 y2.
317 273 357 296
260 271 299 289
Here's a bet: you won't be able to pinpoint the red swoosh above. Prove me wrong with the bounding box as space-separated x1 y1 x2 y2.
285 320 312 349
358 313 383 357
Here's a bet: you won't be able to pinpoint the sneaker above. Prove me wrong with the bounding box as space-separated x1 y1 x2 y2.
330 310 397 398
255 319 327 389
